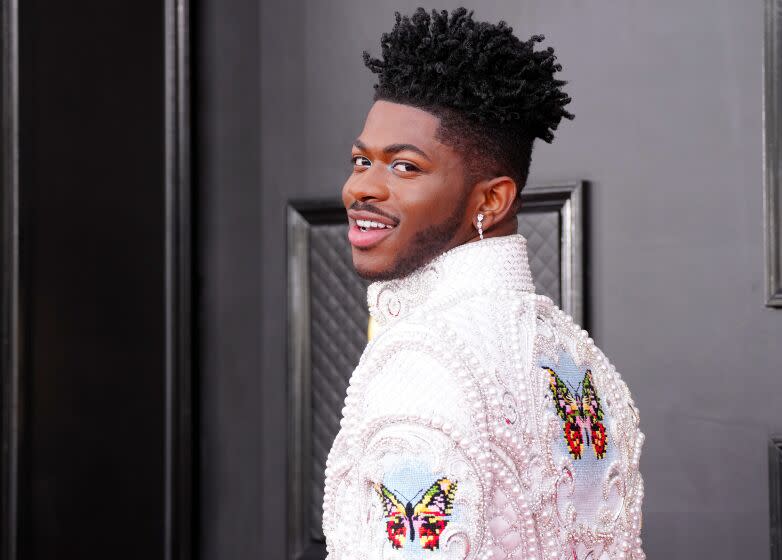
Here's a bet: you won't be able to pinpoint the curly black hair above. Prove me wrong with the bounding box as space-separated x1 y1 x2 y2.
362 7 574 198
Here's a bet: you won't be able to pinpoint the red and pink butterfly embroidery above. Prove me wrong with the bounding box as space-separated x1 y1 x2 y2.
545 366 608 460
373 478 458 550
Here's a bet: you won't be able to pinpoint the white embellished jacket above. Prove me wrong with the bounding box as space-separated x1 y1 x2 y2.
323 234 645 560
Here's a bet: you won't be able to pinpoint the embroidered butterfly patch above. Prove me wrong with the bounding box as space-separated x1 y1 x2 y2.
373 478 458 550
544 366 608 460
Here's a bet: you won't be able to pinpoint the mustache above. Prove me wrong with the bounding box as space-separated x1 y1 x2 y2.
348 201 400 226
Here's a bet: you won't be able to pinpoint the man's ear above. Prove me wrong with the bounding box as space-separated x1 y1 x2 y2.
471 176 518 229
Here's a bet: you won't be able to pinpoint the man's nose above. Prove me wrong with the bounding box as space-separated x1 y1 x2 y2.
346 165 390 202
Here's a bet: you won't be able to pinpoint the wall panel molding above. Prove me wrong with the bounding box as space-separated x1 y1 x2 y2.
771 437 782 560
287 184 586 559
0 0 21 558
164 0 194 558
764 0 782 307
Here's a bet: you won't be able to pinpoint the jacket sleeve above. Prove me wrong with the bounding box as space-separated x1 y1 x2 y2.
322 341 488 559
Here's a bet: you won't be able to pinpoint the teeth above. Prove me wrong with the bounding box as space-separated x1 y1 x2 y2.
356 219 394 230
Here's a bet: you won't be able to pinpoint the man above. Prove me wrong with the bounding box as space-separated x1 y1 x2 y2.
323 8 645 559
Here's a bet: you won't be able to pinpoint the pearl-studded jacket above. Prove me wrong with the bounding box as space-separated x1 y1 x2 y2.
323 234 645 560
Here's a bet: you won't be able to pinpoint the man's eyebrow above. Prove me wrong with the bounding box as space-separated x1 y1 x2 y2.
353 139 431 161
383 143 431 161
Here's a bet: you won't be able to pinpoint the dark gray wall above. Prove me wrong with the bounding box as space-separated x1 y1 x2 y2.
196 0 263 557
199 0 782 558
197 0 307 558
302 2 782 557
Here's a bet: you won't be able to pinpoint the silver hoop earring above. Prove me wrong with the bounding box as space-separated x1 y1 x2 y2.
476 213 484 240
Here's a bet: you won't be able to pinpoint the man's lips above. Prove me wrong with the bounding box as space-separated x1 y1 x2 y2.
346 208 399 227
346 208 399 249
347 223 396 249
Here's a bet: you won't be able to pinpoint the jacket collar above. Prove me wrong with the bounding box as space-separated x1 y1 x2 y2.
366 234 536 327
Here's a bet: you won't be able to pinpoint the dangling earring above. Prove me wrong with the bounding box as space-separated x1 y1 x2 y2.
476 213 484 240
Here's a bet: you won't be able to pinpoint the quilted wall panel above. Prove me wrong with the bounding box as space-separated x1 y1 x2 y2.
308 225 370 539
518 209 561 302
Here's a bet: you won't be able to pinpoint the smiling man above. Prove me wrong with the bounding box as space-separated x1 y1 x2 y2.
323 8 645 560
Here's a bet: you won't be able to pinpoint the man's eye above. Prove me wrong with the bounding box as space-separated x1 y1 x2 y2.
391 161 420 173
352 155 371 167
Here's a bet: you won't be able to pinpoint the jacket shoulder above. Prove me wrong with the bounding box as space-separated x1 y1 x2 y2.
532 295 641 419
528 295 644 551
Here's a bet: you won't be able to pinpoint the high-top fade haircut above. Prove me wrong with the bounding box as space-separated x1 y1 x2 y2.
362 7 574 203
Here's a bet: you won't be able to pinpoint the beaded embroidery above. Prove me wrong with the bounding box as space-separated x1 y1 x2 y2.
323 235 645 560
374 478 458 551
545 365 608 460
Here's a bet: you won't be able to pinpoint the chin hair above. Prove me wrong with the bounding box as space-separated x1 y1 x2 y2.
353 200 465 282
354 266 401 282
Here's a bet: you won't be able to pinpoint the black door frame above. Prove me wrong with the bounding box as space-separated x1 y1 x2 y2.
0 1 195 558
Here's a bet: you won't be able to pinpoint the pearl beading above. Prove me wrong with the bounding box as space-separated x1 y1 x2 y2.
323 234 645 560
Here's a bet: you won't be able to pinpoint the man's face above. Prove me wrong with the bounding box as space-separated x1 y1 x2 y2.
342 100 473 281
